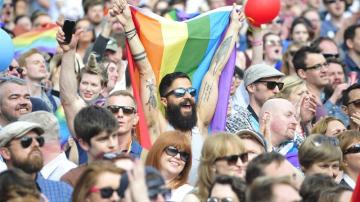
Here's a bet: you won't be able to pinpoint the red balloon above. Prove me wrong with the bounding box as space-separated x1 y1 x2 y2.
244 0 281 27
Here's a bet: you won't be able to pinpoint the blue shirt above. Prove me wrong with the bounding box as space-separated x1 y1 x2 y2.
344 54 360 84
36 173 73 202
129 139 143 159
323 100 349 126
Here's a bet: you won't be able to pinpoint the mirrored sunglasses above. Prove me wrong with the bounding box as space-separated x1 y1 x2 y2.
164 87 196 98
207 197 234 202
344 144 360 155
107 105 136 115
164 146 189 162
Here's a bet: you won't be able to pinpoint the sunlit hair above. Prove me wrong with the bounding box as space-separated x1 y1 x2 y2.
299 134 342 171
337 130 360 171
78 53 108 88
195 132 244 202
311 116 345 135
145 131 192 189
72 161 124 202
281 42 306 75
275 75 305 100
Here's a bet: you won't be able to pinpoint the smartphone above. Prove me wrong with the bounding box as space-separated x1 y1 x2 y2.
62 19 76 44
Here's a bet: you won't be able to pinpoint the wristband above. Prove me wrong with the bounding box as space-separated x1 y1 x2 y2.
251 39 263 46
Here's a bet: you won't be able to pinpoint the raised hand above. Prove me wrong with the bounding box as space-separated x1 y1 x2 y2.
230 4 245 31
260 112 273 152
56 18 82 52
351 112 360 130
299 93 317 124
110 0 133 29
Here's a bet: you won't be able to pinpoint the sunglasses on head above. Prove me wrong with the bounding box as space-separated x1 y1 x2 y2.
347 99 360 108
207 197 234 202
215 153 249 165
89 186 120 199
344 144 360 155
164 87 196 98
149 188 172 201
312 135 339 147
255 80 284 90
19 136 45 148
164 146 189 162
106 105 136 115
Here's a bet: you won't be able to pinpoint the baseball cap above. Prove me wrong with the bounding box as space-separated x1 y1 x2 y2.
0 121 44 147
19 111 60 139
244 63 285 87
105 38 119 52
236 129 267 151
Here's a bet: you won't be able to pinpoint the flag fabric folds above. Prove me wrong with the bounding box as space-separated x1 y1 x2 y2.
127 6 236 148
12 24 58 58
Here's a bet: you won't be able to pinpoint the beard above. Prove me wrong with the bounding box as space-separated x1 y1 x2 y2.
11 147 43 174
166 98 197 132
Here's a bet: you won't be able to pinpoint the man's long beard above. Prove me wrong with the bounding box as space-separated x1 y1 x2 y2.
166 99 197 132
11 148 43 174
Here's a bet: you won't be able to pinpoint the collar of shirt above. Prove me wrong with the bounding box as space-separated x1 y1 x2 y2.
343 173 356 189
40 152 68 179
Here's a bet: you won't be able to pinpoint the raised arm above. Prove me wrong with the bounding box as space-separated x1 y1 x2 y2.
111 0 166 140
250 26 263 65
197 6 244 127
56 22 86 136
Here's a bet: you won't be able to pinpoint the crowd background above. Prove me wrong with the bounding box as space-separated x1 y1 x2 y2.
0 0 360 201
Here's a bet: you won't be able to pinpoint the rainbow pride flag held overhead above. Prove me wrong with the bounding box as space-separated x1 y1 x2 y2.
12 24 58 58
128 6 236 148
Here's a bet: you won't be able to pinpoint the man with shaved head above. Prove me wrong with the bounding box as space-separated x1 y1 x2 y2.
260 98 300 168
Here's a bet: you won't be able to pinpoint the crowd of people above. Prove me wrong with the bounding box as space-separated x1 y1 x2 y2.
0 0 360 201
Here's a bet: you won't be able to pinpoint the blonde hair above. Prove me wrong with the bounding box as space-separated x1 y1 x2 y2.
299 134 342 171
195 133 244 201
311 116 345 135
275 75 305 100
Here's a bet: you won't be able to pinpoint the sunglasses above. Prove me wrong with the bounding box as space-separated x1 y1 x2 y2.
207 197 234 202
8 65 24 74
164 146 190 162
265 40 282 46
305 62 329 71
344 144 360 155
149 188 171 200
89 186 120 199
323 53 339 59
215 153 249 165
2 3 13 8
347 99 360 108
19 136 45 148
255 80 284 90
312 135 339 147
107 105 136 115
324 0 345 4
164 87 196 98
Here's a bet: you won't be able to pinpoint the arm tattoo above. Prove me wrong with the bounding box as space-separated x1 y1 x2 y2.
201 81 213 102
212 36 233 75
132 51 147 61
146 79 157 110
125 29 137 41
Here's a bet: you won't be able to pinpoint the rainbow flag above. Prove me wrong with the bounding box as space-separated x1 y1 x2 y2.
164 9 200 21
12 24 58 58
128 6 236 148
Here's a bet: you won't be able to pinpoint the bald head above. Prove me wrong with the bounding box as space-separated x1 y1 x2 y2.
260 98 295 117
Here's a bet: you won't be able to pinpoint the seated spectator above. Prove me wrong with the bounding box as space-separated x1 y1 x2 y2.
341 83 360 131
72 161 124 202
235 129 266 162
337 130 360 190
0 168 42 201
208 175 246 202
320 0 346 38
245 152 303 189
311 116 346 136
281 42 306 75
299 173 338 202
289 17 314 45
318 185 353 202
343 24 360 81
246 176 302 202
263 32 283 68
183 133 246 202
145 131 193 202
298 134 342 179
301 8 321 38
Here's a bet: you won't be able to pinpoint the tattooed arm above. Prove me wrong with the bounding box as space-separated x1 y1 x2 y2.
197 6 244 129
111 0 165 142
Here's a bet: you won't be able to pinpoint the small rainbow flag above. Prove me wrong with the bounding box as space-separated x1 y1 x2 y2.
128 6 236 148
12 24 58 58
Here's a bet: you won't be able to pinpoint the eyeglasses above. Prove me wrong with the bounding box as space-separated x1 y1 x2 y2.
164 146 190 162
107 105 136 115
305 62 329 71
17 136 45 148
255 80 284 90
215 153 249 165
89 186 120 199
324 0 345 4
207 197 234 202
311 135 339 147
2 3 13 8
149 188 171 201
164 87 196 98
265 40 282 46
344 144 360 155
347 99 360 108
323 53 339 59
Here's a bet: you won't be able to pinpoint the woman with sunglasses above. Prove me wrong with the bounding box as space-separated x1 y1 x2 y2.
145 131 192 202
338 130 360 190
183 133 246 202
72 161 124 202
298 134 342 180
